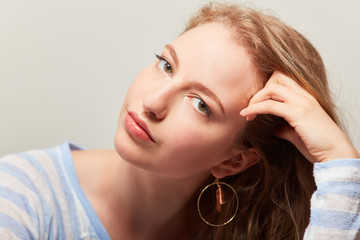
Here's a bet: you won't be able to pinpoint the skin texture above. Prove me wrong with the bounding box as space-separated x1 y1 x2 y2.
114 22 260 179
72 22 359 240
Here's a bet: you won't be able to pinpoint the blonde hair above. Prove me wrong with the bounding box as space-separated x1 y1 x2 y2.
185 3 340 239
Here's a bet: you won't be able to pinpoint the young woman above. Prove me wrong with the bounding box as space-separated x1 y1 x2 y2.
0 3 359 240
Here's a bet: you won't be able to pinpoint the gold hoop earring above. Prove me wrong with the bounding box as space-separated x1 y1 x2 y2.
197 178 239 227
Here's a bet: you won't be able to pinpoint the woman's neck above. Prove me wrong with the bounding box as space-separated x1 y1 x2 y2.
73 149 209 240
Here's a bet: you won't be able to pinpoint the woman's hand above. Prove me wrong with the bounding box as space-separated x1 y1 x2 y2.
240 71 359 163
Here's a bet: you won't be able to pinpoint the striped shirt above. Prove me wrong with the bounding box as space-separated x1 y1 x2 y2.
0 142 359 239
304 159 360 240
0 142 110 240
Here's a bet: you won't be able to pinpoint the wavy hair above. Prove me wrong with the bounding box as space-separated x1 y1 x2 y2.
185 3 340 239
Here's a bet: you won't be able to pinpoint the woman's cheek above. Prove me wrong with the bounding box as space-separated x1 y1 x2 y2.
167 102 226 151
164 117 223 157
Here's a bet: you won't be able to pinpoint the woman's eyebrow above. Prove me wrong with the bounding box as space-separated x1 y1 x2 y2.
191 82 225 114
164 44 179 68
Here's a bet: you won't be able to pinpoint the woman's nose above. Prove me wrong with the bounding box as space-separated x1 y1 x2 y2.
142 84 173 120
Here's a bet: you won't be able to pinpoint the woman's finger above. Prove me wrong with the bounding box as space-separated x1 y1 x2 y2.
274 125 315 161
266 71 310 98
240 99 294 121
247 81 300 106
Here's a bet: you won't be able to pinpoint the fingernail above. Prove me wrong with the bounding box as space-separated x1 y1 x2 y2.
240 108 246 116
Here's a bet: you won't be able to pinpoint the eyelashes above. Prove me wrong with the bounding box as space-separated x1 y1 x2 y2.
155 54 173 74
187 95 212 116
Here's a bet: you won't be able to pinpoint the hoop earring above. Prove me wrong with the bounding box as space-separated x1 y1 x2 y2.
197 178 239 227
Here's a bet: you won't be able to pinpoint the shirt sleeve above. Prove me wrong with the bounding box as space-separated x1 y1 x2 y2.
0 155 41 239
304 159 360 240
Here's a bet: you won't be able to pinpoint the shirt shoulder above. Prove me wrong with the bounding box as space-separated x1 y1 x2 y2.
0 142 107 240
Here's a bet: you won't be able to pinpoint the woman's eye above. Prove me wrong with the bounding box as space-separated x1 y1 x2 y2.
160 60 172 73
190 97 211 116
156 54 173 74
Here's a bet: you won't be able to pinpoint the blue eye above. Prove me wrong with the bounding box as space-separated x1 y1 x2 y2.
155 54 173 74
190 96 211 116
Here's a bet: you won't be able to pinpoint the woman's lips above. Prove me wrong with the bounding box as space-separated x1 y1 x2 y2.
125 111 155 143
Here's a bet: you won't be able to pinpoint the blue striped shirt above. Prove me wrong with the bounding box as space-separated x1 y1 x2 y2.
0 142 359 239
0 142 110 240
304 159 360 239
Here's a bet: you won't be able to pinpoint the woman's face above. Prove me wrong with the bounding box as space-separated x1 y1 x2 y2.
115 22 259 179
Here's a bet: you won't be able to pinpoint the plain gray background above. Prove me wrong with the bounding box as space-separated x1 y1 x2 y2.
1 0 359 156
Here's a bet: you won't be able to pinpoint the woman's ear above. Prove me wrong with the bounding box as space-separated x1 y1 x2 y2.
210 148 260 179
